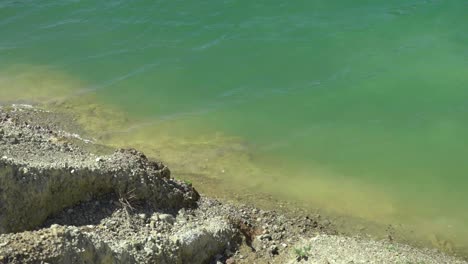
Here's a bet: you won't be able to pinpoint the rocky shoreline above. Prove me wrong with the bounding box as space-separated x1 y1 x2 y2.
0 104 466 264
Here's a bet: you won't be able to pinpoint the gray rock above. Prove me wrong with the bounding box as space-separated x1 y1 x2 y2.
173 217 238 264
0 107 199 234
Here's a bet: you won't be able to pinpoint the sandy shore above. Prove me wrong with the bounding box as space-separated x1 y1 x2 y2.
0 104 466 264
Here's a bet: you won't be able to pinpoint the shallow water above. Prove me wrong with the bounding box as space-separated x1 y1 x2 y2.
1 0 468 257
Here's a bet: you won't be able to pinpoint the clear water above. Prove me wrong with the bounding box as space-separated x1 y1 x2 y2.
1 0 468 256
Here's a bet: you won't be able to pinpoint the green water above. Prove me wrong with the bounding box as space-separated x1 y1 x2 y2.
1 0 468 256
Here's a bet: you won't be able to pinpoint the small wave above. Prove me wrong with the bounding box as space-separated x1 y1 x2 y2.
193 34 228 51
70 62 161 96
40 19 86 29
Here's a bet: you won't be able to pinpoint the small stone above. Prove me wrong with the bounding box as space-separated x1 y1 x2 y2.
138 213 147 220
96 157 103 162
272 233 282 240
150 214 159 221
281 243 288 248
67 209 74 214
10 137 19 144
158 214 175 225
269 245 279 255
145 249 154 257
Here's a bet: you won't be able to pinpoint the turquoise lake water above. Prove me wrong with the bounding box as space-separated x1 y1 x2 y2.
1 0 468 255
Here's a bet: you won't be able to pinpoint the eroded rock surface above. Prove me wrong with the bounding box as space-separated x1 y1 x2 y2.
0 212 238 264
0 106 199 234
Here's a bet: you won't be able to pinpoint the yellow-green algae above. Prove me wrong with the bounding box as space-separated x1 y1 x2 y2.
1 66 467 257
48 97 468 257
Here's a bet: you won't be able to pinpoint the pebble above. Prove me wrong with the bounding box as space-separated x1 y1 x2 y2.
260 234 272 241
10 137 19 144
150 214 159 221
138 213 147 220
158 214 175 225
269 245 279 255
272 233 282 240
